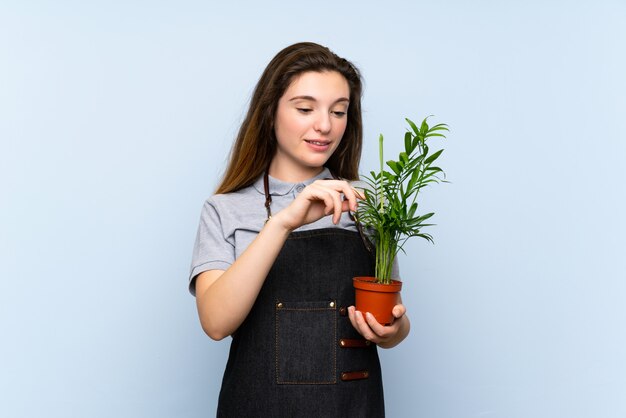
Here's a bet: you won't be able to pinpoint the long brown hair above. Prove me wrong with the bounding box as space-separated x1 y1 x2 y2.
215 42 363 194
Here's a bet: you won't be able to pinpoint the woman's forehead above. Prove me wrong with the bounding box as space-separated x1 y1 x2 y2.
283 71 350 101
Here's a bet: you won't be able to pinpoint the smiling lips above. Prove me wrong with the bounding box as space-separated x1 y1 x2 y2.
304 139 330 147
305 139 331 151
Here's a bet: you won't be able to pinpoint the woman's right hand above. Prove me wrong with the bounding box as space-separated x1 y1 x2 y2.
272 179 360 232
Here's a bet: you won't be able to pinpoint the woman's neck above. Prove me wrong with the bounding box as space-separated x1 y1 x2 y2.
268 160 325 183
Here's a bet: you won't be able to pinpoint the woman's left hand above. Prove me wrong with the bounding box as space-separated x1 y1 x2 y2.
348 304 410 349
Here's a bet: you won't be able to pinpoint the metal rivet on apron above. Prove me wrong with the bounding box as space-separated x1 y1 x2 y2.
276 302 283 309
329 301 335 308
339 306 347 316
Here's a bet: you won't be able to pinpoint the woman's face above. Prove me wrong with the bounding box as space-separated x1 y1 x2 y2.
270 70 350 181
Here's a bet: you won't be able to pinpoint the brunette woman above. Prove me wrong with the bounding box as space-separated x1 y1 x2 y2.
189 42 410 417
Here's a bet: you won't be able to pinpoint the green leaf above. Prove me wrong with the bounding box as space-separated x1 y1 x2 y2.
416 233 434 244
417 212 435 222
408 202 418 218
424 133 447 139
405 118 420 135
404 132 412 154
387 160 401 175
406 166 421 192
428 125 449 133
382 170 395 181
425 149 444 164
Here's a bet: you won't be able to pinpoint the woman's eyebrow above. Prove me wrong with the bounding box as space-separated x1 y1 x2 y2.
288 95 350 104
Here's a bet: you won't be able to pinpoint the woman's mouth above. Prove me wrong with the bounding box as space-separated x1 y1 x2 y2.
305 139 331 151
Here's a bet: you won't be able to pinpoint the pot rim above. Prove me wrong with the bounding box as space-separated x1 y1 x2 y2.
353 276 402 292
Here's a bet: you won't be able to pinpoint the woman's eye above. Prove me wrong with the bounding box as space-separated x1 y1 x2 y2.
297 108 313 114
332 111 347 117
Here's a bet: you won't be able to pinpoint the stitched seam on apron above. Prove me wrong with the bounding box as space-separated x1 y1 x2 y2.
333 305 337 383
275 306 279 384
279 308 333 311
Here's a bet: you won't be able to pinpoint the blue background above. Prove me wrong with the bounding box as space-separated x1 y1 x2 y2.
1 1 625 417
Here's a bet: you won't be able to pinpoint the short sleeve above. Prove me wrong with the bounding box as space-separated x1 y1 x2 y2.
188 199 235 296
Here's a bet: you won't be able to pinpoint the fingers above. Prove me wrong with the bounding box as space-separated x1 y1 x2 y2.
341 184 359 212
363 311 389 337
392 304 406 319
306 182 340 224
278 179 359 231
351 186 365 202
348 306 399 344
348 306 376 341
328 183 344 224
307 180 358 224
316 180 359 211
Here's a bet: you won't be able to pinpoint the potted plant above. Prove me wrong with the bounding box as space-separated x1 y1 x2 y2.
353 116 449 324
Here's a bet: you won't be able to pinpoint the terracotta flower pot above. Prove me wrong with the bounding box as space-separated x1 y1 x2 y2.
352 276 402 325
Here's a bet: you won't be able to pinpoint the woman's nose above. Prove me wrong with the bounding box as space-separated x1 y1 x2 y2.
313 112 332 134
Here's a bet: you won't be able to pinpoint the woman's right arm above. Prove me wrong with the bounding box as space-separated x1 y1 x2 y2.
195 179 359 340
195 216 290 340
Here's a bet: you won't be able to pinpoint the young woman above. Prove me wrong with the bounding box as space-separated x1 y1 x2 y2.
189 42 410 417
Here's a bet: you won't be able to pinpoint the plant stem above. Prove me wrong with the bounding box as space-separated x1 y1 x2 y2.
379 134 384 212
376 229 397 284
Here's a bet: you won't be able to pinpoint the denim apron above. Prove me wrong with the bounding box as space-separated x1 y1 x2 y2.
216 227 385 417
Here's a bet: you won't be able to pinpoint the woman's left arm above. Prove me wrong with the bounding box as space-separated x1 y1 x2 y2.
347 303 410 349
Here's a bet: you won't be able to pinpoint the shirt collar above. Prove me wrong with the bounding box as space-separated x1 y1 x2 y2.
252 167 333 196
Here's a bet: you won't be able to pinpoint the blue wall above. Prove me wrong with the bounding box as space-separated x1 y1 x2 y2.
1 1 625 417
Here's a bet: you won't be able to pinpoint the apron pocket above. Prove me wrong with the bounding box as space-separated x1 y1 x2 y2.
275 300 336 384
